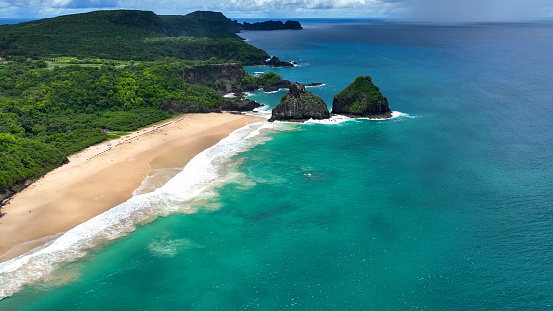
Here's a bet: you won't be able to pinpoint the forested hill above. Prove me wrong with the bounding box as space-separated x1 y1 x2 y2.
161 11 304 37
0 10 269 63
161 11 243 39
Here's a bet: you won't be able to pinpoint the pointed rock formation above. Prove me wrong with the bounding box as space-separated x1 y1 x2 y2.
331 76 391 118
269 83 330 122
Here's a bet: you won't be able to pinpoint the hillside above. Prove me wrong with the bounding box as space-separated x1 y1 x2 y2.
0 10 268 63
161 11 242 39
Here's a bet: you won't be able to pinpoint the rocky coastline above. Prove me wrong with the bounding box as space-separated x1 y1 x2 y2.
269 83 330 122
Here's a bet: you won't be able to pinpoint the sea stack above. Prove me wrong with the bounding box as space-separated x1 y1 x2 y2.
331 76 391 118
269 83 330 122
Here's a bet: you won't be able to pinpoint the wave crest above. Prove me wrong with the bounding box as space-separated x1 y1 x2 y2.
0 121 287 300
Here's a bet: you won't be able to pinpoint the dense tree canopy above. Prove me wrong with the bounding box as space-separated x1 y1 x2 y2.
0 59 230 201
0 10 269 63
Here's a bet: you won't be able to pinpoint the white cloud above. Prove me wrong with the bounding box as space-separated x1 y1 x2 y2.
219 0 397 16
0 0 551 20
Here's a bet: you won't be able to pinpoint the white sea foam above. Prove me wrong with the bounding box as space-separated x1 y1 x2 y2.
132 167 183 196
246 105 272 119
0 121 287 300
262 88 287 94
304 111 409 125
304 115 352 124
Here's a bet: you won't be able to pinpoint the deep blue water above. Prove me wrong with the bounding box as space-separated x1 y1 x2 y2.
0 18 37 25
1 21 553 310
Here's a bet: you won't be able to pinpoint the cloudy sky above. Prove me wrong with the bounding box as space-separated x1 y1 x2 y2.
0 0 551 21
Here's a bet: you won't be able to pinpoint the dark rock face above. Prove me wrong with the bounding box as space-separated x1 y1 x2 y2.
269 83 330 122
180 63 245 94
234 80 322 94
222 98 263 111
266 56 295 68
261 79 293 92
235 79 290 94
331 76 391 117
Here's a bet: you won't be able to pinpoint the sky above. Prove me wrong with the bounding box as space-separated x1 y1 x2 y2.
0 0 552 21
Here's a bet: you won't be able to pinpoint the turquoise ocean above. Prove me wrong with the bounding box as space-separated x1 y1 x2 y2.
1 20 553 310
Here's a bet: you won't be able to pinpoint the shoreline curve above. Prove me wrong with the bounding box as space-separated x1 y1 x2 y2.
0 112 266 264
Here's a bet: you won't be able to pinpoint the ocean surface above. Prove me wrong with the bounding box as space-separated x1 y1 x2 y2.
0 18 37 25
1 20 553 310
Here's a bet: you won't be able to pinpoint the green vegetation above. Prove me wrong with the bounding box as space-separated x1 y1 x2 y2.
0 10 268 63
331 76 390 117
0 133 68 202
0 59 229 202
0 9 289 206
335 76 385 104
161 11 242 39
282 91 324 109
236 71 283 89
270 83 330 121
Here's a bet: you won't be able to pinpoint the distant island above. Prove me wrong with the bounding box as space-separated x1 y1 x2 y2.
0 10 303 211
242 20 302 31
161 11 302 38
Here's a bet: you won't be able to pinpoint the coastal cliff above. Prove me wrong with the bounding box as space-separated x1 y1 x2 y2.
181 63 246 94
269 83 330 122
331 76 391 118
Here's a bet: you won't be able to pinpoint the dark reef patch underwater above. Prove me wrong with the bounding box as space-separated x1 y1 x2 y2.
2 20 553 310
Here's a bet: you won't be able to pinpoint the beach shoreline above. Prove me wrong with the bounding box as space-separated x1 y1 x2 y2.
0 112 266 263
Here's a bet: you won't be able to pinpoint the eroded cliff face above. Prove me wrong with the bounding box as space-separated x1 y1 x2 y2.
269 83 330 122
331 76 391 117
181 63 246 94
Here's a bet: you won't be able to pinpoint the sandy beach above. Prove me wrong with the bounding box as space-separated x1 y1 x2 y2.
0 112 265 263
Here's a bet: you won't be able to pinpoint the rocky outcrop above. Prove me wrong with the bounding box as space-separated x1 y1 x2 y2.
222 98 263 111
180 63 246 94
261 79 294 92
266 56 295 68
235 80 323 94
269 83 330 122
331 76 391 118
